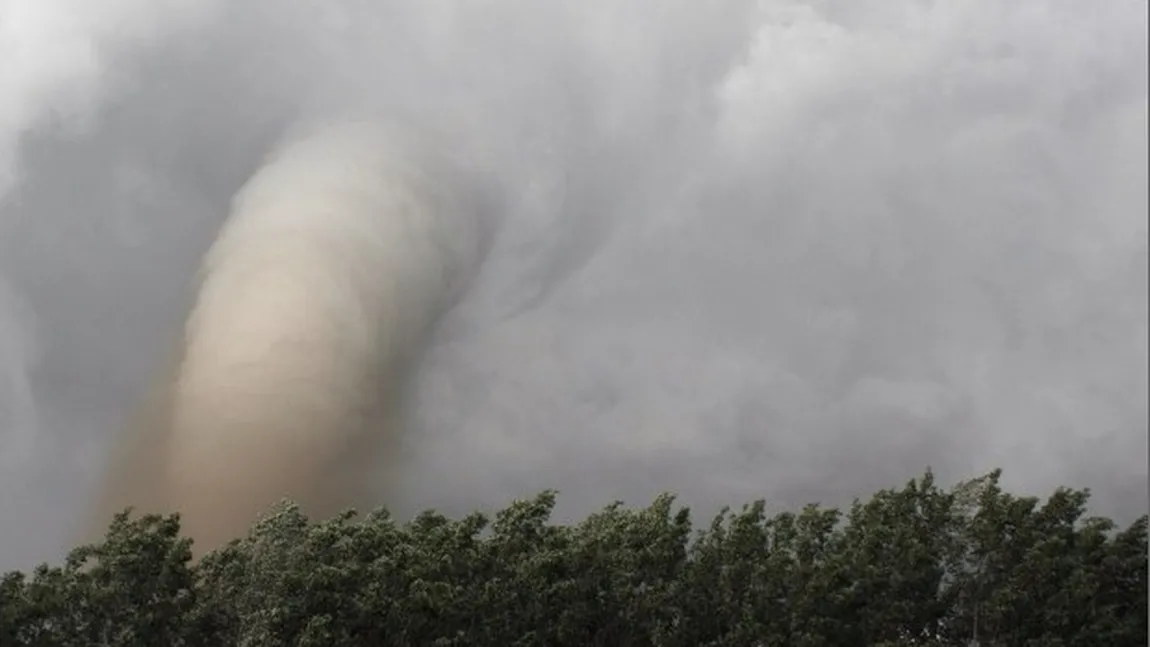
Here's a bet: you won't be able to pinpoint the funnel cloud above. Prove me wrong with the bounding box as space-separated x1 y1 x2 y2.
84 120 489 552
0 0 1146 568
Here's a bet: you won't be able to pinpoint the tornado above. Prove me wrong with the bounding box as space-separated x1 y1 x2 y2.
86 119 488 553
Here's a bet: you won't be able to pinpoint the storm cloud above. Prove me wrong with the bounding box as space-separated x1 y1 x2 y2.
0 0 1146 569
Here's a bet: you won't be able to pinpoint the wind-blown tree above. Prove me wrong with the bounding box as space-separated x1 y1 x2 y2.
1 469 1145 646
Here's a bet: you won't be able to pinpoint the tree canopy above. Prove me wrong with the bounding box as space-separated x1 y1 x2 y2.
1 469 1145 646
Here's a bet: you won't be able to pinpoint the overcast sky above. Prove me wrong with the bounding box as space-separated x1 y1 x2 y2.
0 0 1146 570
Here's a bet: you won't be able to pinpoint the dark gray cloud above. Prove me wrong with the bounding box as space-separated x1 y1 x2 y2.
0 0 1146 569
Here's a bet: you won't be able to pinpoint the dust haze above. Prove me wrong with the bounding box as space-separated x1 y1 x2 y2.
0 0 1146 568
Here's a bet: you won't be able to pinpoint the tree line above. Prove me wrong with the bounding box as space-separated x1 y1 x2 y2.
1 469 1145 646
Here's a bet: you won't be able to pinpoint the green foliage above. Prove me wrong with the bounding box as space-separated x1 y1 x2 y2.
1 470 1145 646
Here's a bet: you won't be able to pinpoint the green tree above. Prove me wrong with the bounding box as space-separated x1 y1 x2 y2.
1 470 1144 646
0 511 199 646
